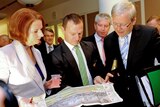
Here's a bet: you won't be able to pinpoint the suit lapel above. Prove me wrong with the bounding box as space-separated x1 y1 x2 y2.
32 47 47 81
44 43 48 54
61 42 80 76
91 35 97 48
104 32 123 71
80 42 91 63
13 41 45 91
127 26 141 69
90 34 101 57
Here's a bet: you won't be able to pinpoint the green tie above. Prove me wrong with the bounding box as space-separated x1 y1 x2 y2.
74 45 89 85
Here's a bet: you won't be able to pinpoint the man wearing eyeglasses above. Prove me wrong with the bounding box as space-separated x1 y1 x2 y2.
97 1 160 107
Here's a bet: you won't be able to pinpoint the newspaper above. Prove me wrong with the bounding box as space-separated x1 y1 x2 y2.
45 83 123 107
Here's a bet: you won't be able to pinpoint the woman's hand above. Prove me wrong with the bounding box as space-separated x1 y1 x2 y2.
44 75 61 89
19 97 36 107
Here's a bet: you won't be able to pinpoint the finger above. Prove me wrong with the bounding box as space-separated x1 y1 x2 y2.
105 73 113 82
107 73 114 77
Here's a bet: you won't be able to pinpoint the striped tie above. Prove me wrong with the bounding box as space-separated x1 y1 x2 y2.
48 45 52 53
120 35 129 69
74 45 89 85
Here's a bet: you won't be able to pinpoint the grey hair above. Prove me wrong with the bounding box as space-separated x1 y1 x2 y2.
95 13 111 25
111 1 136 20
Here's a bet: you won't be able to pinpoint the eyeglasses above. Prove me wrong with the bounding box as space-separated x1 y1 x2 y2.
112 22 132 29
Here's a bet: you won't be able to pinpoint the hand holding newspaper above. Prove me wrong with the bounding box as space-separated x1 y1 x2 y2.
46 83 123 107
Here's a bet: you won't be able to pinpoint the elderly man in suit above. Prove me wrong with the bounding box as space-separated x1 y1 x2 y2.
50 13 105 90
83 13 111 78
146 15 160 66
100 1 160 107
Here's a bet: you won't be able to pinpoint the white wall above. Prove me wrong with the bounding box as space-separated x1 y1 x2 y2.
0 0 99 35
0 18 8 35
40 0 99 25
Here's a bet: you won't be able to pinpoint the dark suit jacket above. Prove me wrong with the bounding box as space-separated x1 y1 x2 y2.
104 25 160 106
35 41 59 80
50 41 100 89
82 33 106 78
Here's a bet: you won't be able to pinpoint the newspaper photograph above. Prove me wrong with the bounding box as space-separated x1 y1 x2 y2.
46 83 123 107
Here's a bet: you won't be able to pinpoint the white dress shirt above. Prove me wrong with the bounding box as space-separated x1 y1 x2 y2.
45 43 54 54
118 32 132 64
94 33 106 65
64 40 93 85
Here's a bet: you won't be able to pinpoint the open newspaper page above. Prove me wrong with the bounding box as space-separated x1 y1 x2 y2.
46 83 123 107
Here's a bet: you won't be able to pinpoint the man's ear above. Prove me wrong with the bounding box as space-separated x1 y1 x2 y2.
61 26 65 34
94 22 97 30
132 17 137 25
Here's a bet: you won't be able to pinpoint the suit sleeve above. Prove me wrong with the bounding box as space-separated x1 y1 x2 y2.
0 50 10 83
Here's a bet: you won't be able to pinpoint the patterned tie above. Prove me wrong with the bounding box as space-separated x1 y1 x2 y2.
120 35 129 69
48 45 52 53
101 38 106 66
74 45 89 85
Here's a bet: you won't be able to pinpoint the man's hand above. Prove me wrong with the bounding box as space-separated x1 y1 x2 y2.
94 76 105 84
105 72 114 82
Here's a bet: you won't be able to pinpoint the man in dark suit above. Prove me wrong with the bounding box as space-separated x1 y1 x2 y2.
35 28 60 97
146 15 160 66
146 15 160 35
50 13 105 90
83 13 111 78
36 28 59 81
102 1 160 107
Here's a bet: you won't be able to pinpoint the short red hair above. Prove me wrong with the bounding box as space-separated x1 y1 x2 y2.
9 8 45 45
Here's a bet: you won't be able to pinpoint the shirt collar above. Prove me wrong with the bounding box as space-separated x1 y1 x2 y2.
64 40 80 51
45 42 53 48
94 33 103 42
